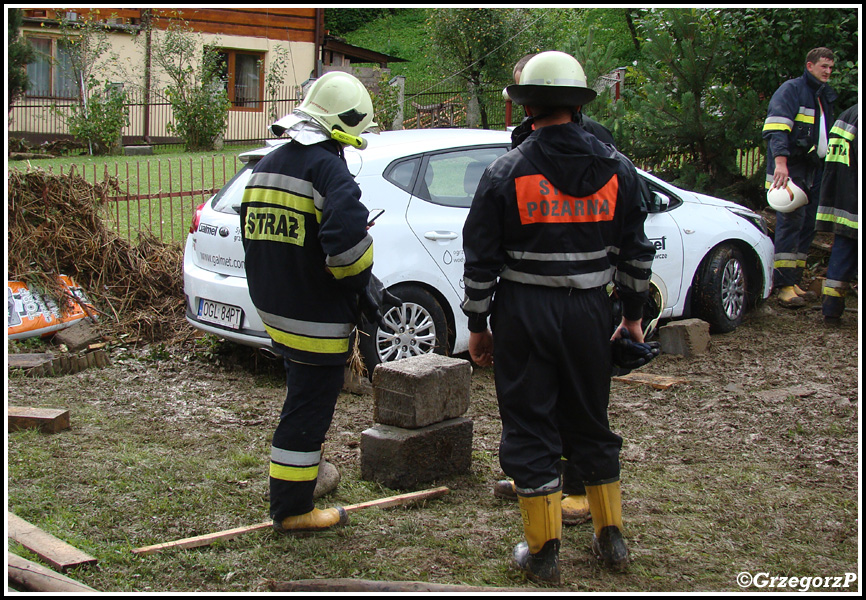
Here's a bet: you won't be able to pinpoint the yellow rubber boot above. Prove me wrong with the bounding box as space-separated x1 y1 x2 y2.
512 490 562 584
495 480 591 526
561 494 591 525
273 506 348 533
777 286 805 308
585 480 629 571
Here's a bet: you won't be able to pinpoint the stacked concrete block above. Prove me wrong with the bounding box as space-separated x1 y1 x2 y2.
658 318 711 357
360 353 473 489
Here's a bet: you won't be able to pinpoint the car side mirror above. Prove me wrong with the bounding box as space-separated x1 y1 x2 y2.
652 191 671 212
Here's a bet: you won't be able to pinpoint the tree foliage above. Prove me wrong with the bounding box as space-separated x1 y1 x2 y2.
51 12 130 155
150 21 231 152
716 8 858 110
9 8 35 111
427 8 522 128
614 9 765 198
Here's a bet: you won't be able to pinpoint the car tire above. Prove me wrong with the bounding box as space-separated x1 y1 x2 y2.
693 244 748 333
358 283 449 374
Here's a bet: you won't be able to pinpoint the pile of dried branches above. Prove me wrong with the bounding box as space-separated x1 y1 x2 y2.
8 167 189 343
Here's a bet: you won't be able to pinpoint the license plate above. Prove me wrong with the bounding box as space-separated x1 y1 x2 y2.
198 299 243 330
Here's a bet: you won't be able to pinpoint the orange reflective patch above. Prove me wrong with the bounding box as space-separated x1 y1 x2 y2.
515 174 618 224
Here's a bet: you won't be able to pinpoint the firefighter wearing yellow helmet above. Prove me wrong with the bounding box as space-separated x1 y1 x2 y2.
242 70 397 534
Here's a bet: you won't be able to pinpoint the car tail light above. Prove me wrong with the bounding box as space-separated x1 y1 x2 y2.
189 202 206 234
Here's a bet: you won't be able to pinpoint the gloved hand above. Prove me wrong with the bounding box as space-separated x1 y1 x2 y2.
611 328 661 370
359 275 402 329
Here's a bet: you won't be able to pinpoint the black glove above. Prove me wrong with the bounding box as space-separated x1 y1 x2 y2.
359 275 402 329
611 328 661 370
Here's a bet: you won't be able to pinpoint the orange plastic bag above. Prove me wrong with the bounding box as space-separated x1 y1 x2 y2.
7 275 96 340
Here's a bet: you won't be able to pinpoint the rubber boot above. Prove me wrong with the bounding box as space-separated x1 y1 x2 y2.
777 286 805 308
512 489 562 585
561 494 591 525
585 480 629 572
273 506 348 534
495 479 590 526
793 285 818 302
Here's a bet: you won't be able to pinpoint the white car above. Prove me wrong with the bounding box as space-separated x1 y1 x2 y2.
183 128 773 369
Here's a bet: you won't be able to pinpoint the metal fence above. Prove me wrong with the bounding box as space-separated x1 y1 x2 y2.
48 155 244 245
9 85 303 150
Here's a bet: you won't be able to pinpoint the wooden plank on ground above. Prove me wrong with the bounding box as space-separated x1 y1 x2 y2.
7 513 97 572
8 407 70 434
8 553 97 592
132 486 450 556
270 578 543 593
613 372 688 390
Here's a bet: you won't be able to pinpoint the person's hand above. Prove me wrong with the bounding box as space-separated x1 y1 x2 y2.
772 157 789 190
611 318 660 370
611 317 644 343
469 330 494 367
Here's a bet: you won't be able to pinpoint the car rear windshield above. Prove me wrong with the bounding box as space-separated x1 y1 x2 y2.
212 163 256 214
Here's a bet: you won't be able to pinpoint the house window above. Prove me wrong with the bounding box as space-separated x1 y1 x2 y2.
215 49 264 111
26 36 79 98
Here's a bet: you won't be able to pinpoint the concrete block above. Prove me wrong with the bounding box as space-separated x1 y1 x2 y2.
360 417 473 489
371 354 471 429
52 320 101 352
124 145 153 156
658 318 711 357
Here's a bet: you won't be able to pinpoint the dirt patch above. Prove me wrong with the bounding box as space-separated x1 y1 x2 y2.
6 292 859 592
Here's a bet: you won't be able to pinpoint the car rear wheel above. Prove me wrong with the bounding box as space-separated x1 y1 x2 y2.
358 284 449 374
693 244 748 333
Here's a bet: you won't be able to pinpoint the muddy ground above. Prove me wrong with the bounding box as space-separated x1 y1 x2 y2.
6 290 860 592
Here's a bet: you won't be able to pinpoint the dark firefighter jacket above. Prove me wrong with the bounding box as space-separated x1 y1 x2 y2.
817 104 858 239
461 122 655 333
763 69 837 190
241 139 373 365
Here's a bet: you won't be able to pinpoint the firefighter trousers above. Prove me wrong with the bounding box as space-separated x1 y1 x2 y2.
773 172 822 288
269 359 344 521
491 280 622 491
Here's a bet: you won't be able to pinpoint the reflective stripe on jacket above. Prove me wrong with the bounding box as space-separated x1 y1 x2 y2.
817 104 858 239
241 140 373 365
763 70 837 190
461 122 654 333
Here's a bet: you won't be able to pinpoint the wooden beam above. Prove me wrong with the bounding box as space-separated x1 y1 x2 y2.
7 407 70 434
270 578 543 593
612 372 688 390
7 553 96 592
132 486 450 556
7 513 97 572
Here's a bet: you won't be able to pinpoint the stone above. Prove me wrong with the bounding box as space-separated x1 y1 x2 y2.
658 318 711 357
360 417 473 489
123 145 153 156
371 354 471 429
313 460 340 499
52 320 102 353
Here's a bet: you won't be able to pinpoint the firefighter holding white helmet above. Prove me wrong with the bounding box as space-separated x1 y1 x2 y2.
241 70 398 534
763 47 837 308
462 51 655 582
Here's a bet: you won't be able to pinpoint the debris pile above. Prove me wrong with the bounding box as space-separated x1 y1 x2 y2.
8 167 187 342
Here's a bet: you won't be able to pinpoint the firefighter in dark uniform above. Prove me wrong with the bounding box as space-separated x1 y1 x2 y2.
494 54 629 528
241 71 395 533
763 47 837 307
462 51 656 582
816 104 858 324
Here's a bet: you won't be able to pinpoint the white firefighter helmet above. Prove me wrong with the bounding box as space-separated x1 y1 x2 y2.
272 71 376 149
766 180 808 213
505 51 597 107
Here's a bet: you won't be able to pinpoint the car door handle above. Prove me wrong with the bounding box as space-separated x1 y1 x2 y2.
424 231 458 241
